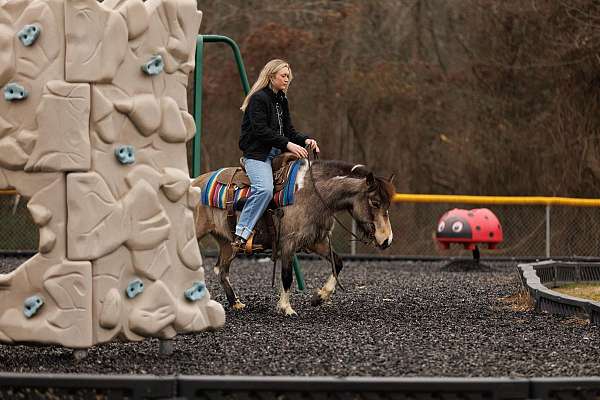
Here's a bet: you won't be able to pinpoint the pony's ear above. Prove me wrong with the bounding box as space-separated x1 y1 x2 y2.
388 174 395 183
366 172 376 190
351 164 368 176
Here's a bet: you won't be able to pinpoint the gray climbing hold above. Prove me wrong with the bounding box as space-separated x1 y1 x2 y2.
184 281 207 302
114 145 135 165
17 24 41 47
126 279 144 299
23 295 44 318
4 83 27 101
141 55 164 76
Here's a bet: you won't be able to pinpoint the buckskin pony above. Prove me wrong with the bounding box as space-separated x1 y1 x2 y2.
192 156 395 316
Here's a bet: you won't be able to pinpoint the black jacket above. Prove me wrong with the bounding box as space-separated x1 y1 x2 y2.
239 86 309 161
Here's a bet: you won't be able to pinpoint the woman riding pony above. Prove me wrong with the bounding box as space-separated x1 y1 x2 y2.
234 59 320 249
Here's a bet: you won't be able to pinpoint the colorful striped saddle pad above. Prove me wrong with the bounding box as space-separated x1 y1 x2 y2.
201 159 306 210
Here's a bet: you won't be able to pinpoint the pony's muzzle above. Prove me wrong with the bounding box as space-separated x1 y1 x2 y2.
378 238 392 250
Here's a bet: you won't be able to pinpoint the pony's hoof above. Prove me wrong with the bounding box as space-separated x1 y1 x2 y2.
277 306 297 316
284 308 297 317
232 300 246 311
311 291 324 307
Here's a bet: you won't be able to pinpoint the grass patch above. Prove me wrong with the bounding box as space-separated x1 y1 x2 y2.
498 290 534 312
554 283 600 301
560 315 589 326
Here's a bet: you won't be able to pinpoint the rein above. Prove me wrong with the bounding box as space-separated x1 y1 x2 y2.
271 150 373 290
306 151 372 246
306 150 374 291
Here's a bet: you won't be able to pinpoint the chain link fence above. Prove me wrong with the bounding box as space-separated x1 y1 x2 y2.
349 202 600 258
0 193 37 253
3 192 600 258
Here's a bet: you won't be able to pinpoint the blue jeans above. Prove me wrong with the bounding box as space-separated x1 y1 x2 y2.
235 147 281 240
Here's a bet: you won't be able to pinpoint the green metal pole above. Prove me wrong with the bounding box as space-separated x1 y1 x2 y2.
192 34 304 290
292 256 305 291
202 35 250 94
192 36 204 178
192 35 249 178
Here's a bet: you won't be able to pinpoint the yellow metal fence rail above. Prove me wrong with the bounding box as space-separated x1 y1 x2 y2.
3 191 600 257
394 194 600 207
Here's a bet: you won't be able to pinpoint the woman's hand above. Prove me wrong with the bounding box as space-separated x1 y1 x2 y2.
305 138 320 153
287 141 308 158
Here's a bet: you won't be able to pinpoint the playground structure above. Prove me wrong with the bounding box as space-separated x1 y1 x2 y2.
0 0 224 348
436 207 503 264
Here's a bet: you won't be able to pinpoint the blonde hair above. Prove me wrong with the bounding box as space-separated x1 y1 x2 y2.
240 59 293 111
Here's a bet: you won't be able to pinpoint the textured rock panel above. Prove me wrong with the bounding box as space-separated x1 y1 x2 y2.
0 257 92 348
0 0 223 349
25 81 91 172
0 0 64 171
64 0 127 83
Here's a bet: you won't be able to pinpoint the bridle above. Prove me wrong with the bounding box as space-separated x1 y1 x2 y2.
270 151 378 289
306 150 373 246
306 150 380 290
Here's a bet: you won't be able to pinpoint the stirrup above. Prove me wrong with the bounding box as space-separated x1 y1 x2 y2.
231 233 263 256
231 236 247 253
244 233 255 255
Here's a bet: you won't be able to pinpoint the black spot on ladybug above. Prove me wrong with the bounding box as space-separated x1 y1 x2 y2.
489 232 494 238
484 215 489 220
468 212 474 217
476 226 481 230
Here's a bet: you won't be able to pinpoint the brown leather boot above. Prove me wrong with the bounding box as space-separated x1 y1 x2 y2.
231 235 247 252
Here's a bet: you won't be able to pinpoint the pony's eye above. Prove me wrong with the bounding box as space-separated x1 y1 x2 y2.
451 221 463 232
438 221 445 232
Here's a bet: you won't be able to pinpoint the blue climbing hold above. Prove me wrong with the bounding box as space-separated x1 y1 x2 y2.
115 145 135 165
141 55 164 76
17 24 41 47
184 281 207 302
4 83 27 101
23 295 44 318
126 279 144 299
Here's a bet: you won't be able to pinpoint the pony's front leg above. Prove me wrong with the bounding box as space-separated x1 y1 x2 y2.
277 253 297 316
308 239 344 307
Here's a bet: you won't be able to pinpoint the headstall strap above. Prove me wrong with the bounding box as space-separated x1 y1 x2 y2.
306 150 370 246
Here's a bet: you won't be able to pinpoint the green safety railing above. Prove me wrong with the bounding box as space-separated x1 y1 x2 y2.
193 35 249 178
192 35 305 290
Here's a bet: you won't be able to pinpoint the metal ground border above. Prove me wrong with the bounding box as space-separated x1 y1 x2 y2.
2 374 600 399
518 260 600 324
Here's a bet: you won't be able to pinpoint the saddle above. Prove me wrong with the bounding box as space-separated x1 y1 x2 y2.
202 152 303 254
222 151 300 192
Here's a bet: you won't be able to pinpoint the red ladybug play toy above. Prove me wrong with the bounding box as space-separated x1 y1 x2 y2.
436 208 503 262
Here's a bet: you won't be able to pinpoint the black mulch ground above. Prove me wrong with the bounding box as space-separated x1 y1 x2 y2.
0 255 598 377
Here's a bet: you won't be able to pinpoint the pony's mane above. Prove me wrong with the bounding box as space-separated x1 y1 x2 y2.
313 160 396 203
313 160 369 178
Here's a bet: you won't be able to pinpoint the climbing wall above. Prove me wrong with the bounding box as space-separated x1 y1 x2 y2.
0 0 225 348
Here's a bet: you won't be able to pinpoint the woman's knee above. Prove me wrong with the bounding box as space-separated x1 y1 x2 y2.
253 184 274 199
